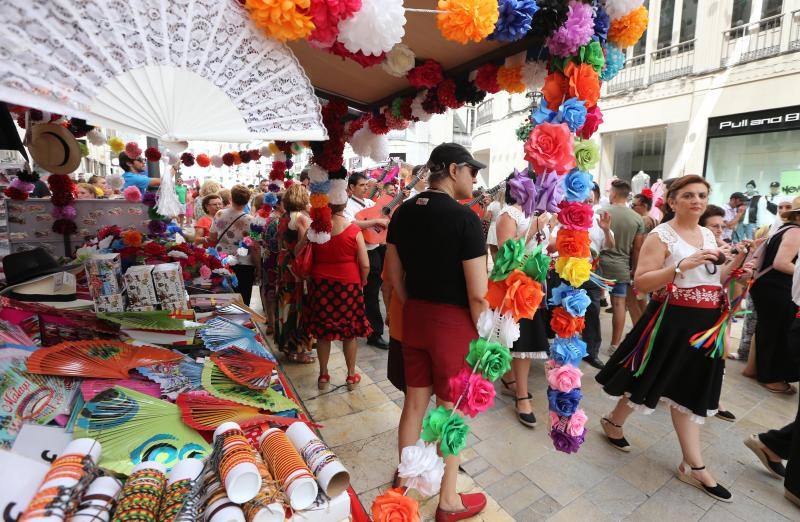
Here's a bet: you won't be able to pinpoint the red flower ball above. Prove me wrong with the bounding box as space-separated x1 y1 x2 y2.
248 149 260 161
143 242 166 257
368 114 390 135
195 153 211 168
422 90 446 114
144 147 161 162
180 152 195 167
328 41 386 67
437 79 463 109
239 150 251 163
475 63 500 94
3 187 28 201
407 60 444 89
222 153 235 167
51 192 75 207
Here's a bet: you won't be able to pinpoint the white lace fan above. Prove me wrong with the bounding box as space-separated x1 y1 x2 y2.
0 0 327 143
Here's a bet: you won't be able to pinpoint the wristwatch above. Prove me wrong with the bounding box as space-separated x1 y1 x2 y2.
674 259 685 275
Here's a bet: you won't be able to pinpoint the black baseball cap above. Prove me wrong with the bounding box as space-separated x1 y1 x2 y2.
730 191 748 201
427 143 486 172
770 181 780 188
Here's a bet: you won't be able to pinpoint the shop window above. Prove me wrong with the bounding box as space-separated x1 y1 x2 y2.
612 126 666 181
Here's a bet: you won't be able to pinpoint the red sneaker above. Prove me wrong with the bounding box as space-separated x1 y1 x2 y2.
435 492 487 522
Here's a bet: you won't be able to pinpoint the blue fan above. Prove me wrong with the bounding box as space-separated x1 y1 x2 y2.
137 356 203 400
198 317 276 362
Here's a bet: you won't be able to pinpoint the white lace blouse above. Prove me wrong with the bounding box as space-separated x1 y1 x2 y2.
650 223 721 289
498 205 549 252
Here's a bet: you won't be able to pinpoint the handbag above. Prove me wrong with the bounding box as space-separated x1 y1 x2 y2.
291 240 313 280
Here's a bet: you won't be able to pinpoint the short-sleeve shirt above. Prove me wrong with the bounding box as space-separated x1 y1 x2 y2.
345 196 378 251
598 205 645 283
175 185 187 204
212 207 255 265
122 171 151 194
387 191 486 307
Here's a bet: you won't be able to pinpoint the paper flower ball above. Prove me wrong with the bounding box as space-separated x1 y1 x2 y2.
222 153 235 167
196 153 211 168
437 0 499 44
107 136 125 154
144 147 161 162
86 128 106 146
381 43 415 77
601 43 626 81
125 142 142 158
475 62 501 93
406 59 443 89
123 185 142 202
608 5 648 48
490 0 538 42
605 0 644 20
244 0 314 42
546 0 595 57
308 0 361 48
410 91 433 122
338 0 406 56
521 60 548 91
328 41 386 67
180 152 195 167
497 64 526 93
259 145 272 157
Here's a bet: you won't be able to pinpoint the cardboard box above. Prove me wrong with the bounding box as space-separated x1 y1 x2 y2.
124 265 158 309
85 253 122 297
94 292 126 313
152 263 187 309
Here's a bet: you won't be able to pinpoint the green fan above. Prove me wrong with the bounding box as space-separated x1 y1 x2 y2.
201 360 297 413
97 311 204 331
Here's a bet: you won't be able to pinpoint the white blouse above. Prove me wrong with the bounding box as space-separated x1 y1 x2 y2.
498 206 550 253
650 223 721 289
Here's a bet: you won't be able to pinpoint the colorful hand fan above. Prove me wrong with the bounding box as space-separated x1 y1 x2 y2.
199 317 274 361
176 391 293 431
98 311 204 331
81 378 162 401
73 386 211 475
201 361 297 414
210 347 276 389
136 356 203 400
25 340 182 378
0 319 36 351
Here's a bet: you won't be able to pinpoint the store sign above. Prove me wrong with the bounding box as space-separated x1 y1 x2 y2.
780 171 800 195
708 106 800 137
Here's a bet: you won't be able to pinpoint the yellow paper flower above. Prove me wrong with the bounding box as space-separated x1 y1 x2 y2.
245 0 315 42
437 0 499 44
497 65 526 94
107 136 125 154
608 5 648 49
268 142 280 155
555 257 592 288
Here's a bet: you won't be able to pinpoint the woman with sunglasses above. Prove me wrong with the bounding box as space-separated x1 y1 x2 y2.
596 175 752 503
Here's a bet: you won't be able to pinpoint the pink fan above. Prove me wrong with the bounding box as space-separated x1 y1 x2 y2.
81 378 162 401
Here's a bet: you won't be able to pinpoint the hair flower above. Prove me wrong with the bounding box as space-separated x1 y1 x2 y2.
557 200 594 230
486 270 543 322
437 0 499 44
557 97 587 132
563 288 591 317
507 168 537 217
547 387 583 417
577 105 604 140
555 256 592 287
449 368 496 417
563 169 594 202
556 228 591 259
534 171 565 213
567 409 588 436
573 138 600 171
550 427 585 454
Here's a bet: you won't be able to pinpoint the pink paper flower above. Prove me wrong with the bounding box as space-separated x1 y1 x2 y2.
547 365 583 392
524 122 576 175
577 104 603 140
567 409 588 437
199 265 212 279
123 185 141 202
447 368 471 402
460 373 496 418
549 411 560 427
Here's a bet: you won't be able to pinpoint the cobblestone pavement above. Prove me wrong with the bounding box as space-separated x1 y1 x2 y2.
273 308 800 521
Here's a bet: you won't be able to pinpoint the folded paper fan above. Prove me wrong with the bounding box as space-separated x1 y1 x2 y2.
98 311 204 332
199 317 273 360
176 391 289 431
74 386 210 475
202 361 297 413
210 347 276 389
137 356 203 400
0 0 326 142
81 378 162 401
26 340 182 379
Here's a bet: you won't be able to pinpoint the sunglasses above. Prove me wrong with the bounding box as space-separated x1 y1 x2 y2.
457 163 480 178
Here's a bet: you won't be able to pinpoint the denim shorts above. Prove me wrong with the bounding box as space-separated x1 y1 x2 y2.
610 281 629 297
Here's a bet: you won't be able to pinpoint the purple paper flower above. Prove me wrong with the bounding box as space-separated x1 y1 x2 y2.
142 191 157 208
508 168 537 217
533 171 564 213
550 427 585 454
148 219 167 235
546 1 595 57
594 6 610 42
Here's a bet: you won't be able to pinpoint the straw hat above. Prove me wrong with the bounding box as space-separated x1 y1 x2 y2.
27 123 81 175
780 196 800 220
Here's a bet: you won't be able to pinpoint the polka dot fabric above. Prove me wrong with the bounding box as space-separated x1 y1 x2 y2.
304 278 372 340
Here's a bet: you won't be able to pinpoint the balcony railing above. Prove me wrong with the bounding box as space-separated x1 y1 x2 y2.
453 132 472 148
791 9 800 51
649 40 695 82
607 56 646 93
722 13 783 66
476 99 493 126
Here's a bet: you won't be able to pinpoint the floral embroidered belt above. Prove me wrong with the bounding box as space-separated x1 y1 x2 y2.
651 285 723 309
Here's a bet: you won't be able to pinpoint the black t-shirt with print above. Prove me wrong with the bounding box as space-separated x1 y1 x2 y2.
387 191 486 307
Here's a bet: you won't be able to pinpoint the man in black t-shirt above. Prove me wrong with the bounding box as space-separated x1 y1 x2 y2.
385 143 488 521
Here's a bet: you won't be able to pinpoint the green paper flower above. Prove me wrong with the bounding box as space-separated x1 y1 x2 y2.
549 55 568 73
490 238 526 281
440 413 469 457
580 41 606 73
466 339 512 382
421 405 451 443
391 97 404 119
523 244 551 283
573 138 600 172
148 207 166 220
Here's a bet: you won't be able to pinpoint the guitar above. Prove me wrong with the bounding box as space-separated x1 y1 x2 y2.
461 181 506 218
367 164 400 200
356 166 429 245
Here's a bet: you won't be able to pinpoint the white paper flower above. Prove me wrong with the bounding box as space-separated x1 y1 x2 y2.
236 247 249 257
87 128 106 146
381 43 416 77
329 179 348 205
107 174 124 190
308 164 329 183
398 440 445 496
211 155 223 168
259 145 273 157
307 230 331 244
605 0 644 20
410 90 432 122
521 60 548 91
476 309 499 339
349 127 389 162
337 0 406 56
498 312 521 348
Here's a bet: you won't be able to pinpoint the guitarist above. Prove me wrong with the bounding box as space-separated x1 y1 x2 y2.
344 172 391 350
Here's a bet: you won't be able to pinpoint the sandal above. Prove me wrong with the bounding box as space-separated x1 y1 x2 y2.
514 393 536 428
288 352 316 364
676 462 732 502
346 373 361 391
317 373 330 391
499 379 516 398
600 417 631 452
743 434 786 478
761 382 797 394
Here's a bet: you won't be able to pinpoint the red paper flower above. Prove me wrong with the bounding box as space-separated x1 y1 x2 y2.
180 152 195 167
222 153 235 166
577 104 603 140
239 150 252 163
557 201 594 230
524 122 576 175
328 41 385 67
475 63 500 93
406 60 444 89
144 147 161 162
369 114 390 135
422 89 446 114
248 149 261 161
144 242 166 257
195 153 211 167
437 79 463 109
400 97 415 121
3 187 28 201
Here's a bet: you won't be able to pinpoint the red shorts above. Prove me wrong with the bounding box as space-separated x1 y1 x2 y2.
402 299 476 401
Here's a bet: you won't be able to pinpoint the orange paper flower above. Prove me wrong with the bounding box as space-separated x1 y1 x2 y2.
486 279 507 310
497 65 526 94
608 5 649 49
487 270 543 321
309 193 329 208
556 229 591 258
121 229 142 247
437 0 499 44
245 0 315 42
550 306 586 338
564 62 600 108
542 71 569 111
371 488 420 522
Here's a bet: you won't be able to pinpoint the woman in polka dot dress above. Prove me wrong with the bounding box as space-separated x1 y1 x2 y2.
302 200 371 391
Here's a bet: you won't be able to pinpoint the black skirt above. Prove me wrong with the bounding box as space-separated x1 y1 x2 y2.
512 311 549 359
595 299 725 423
751 280 800 383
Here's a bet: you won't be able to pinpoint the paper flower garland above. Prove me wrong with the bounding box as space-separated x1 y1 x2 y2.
437 0 500 44
381 43 415 77
496 65 526 93
546 1 595 57
244 0 315 41
601 43 626 81
490 0 539 42
338 0 405 56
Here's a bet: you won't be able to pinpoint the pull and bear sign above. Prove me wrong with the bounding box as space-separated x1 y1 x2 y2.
780 171 800 195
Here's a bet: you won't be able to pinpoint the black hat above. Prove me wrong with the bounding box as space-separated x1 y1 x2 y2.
427 143 486 172
2 247 81 287
745 179 756 188
730 192 748 201
770 181 780 188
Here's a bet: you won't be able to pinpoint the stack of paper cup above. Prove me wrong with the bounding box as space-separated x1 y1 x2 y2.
286 423 350 498
213 422 261 504
69 476 121 522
